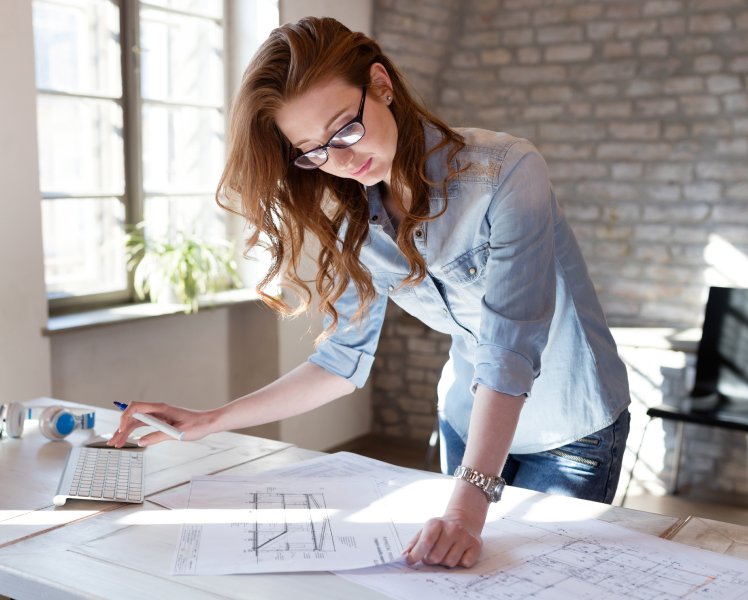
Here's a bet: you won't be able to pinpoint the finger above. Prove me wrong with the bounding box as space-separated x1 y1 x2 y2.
401 531 421 556
135 431 170 447
421 530 455 566
406 519 444 565
442 540 473 568
459 541 482 568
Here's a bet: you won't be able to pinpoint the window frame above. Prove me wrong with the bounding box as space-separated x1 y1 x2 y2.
39 0 230 316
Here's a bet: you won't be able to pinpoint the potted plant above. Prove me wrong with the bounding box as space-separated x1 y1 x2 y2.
125 223 243 313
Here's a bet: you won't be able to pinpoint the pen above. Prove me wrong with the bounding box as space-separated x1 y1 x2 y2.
113 401 185 441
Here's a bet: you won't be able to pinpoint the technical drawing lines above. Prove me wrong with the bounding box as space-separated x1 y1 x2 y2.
245 492 336 559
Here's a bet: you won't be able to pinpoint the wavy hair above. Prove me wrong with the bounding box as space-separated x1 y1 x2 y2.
217 17 465 341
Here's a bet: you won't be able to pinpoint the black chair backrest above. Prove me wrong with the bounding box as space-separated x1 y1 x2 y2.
693 287 748 400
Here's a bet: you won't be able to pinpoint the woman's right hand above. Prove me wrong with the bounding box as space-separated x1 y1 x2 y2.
107 401 221 448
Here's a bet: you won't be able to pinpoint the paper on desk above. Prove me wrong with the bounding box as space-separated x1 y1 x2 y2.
149 451 442 510
339 513 748 600
172 474 402 575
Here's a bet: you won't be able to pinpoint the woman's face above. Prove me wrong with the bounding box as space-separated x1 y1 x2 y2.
275 70 398 187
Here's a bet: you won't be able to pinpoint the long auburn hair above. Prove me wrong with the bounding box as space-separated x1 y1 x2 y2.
217 17 465 341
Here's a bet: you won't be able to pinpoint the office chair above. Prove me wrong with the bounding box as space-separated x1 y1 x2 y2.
626 287 748 500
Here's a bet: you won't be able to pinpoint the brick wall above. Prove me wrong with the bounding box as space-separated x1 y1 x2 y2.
369 0 748 497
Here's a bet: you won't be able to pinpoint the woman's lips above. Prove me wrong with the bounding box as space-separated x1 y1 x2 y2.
351 157 372 177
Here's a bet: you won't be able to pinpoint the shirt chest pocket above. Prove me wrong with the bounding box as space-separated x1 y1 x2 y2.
440 242 490 287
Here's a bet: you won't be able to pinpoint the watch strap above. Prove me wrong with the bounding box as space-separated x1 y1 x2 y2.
453 465 506 503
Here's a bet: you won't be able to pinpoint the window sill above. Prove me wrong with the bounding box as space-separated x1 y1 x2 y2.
45 288 261 335
610 326 700 354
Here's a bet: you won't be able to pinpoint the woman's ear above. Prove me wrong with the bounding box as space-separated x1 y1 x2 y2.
369 62 393 102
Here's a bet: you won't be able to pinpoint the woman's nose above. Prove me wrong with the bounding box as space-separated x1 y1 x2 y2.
328 146 355 169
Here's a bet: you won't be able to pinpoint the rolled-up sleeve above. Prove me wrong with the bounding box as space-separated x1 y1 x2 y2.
308 277 387 388
472 141 556 397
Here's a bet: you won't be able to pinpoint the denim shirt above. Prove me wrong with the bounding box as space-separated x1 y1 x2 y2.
309 126 630 453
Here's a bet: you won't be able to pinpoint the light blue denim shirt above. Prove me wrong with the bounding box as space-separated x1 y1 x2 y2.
309 126 630 454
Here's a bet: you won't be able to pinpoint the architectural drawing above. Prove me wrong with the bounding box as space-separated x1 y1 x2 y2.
342 516 748 600
241 492 335 559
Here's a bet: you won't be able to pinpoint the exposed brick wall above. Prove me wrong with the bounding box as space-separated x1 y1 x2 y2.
369 0 748 499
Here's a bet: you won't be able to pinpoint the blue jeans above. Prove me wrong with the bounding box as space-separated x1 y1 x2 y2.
439 409 630 504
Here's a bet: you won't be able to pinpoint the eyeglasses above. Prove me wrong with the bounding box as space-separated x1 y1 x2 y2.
291 85 367 170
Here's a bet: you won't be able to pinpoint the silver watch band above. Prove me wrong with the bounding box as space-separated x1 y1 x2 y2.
453 465 506 503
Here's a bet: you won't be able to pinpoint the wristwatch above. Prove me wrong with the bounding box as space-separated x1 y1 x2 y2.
453 465 506 503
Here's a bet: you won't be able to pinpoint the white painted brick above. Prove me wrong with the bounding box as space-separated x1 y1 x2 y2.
611 162 644 179
458 31 501 47
548 161 608 180
523 104 565 120
634 224 672 241
660 16 687 35
707 74 742 94
617 20 659 39
533 7 566 26
728 56 748 72
735 118 748 133
540 122 606 140
716 139 748 155
632 245 671 263
517 47 542 64
696 162 746 181
595 102 633 118
537 142 594 159
563 203 601 221
713 204 748 224
451 51 479 68
502 28 534 46
577 181 639 201
645 163 694 182
691 119 732 137
643 204 711 223
693 54 724 73
689 13 733 33
626 80 661 96
569 4 603 21
545 43 594 62
679 95 721 115
530 85 574 102
726 182 748 199
643 0 684 16
724 92 748 112
586 83 619 97
639 39 669 56
499 65 567 84
480 48 512 66
648 184 682 201
597 142 673 160
683 181 722 201
739 11 748 30
573 61 637 82
603 41 634 58
609 121 661 140
663 123 689 140
676 37 714 53
663 76 705 94
537 25 583 44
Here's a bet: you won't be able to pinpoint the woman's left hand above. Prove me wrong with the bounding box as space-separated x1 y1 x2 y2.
402 502 486 568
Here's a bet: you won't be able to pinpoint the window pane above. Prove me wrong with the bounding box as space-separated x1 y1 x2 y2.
42 198 127 298
144 195 228 242
33 0 121 98
142 0 223 19
37 95 125 196
142 105 224 194
140 8 223 106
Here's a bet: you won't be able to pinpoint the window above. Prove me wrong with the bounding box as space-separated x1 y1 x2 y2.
33 0 228 310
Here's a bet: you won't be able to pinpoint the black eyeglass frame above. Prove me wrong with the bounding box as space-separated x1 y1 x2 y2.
290 85 368 170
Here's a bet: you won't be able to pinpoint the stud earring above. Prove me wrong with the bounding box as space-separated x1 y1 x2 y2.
386 95 393 103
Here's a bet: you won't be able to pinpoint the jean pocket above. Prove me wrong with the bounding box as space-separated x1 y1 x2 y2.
546 448 600 469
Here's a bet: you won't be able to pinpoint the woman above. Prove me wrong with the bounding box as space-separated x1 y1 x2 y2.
109 17 631 569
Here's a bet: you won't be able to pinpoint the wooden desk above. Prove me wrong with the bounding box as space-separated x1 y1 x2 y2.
1 399 747 599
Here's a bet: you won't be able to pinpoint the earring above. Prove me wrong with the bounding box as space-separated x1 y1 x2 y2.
386 95 393 104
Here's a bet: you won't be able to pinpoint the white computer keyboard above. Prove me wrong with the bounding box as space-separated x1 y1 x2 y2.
53 446 145 506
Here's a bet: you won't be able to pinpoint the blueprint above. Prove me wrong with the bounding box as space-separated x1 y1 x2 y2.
172 475 401 574
340 514 748 600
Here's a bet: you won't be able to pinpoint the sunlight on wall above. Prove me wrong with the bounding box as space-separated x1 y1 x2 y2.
704 234 748 288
